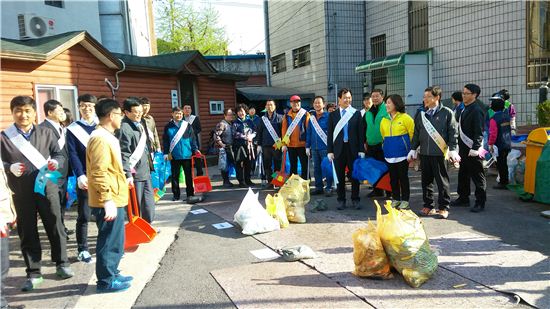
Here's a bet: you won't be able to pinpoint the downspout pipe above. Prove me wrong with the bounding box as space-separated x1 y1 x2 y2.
105 59 126 99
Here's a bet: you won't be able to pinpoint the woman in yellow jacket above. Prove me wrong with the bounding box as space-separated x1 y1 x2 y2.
380 94 414 210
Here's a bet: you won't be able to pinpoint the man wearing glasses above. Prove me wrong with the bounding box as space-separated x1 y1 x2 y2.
66 94 98 264
452 84 487 212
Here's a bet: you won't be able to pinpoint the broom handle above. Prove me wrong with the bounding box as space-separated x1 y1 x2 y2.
127 187 135 221
280 150 287 174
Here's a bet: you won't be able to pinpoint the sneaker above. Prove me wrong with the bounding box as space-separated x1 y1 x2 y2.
437 209 449 219
398 201 410 210
352 200 362 210
21 277 43 292
115 274 134 283
391 200 401 208
450 198 470 207
77 251 94 264
470 204 485 213
337 201 346 210
56 265 74 279
96 279 131 293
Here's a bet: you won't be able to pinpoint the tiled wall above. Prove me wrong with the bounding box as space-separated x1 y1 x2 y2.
268 0 328 99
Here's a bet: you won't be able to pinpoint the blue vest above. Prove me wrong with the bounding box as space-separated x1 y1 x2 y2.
493 111 511 151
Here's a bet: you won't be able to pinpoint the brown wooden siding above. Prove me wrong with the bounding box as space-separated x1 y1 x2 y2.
0 44 177 149
195 76 236 151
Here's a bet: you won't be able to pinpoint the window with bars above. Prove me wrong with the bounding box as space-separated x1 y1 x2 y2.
292 45 311 69
45 0 63 8
408 1 428 51
271 53 286 74
370 34 387 86
527 0 550 88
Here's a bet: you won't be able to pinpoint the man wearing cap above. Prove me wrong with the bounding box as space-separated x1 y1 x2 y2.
452 83 487 213
281 95 310 180
327 88 365 210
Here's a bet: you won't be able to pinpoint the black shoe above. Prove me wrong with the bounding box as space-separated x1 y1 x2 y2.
337 201 346 210
451 198 470 207
352 200 362 210
238 182 247 188
367 190 385 198
223 182 234 188
493 183 508 190
65 228 75 235
245 180 256 186
172 197 180 201
470 204 485 213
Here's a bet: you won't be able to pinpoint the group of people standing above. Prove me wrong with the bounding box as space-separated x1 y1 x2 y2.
0 94 207 298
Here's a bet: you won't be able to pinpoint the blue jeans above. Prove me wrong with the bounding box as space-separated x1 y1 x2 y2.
92 207 125 288
312 149 331 191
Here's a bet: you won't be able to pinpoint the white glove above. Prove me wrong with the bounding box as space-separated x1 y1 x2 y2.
282 146 288 153
47 159 58 171
358 152 365 158
327 153 335 162
468 149 479 157
407 150 417 161
77 175 88 190
256 145 262 154
126 177 134 187
103 200 117 221
511 129 517 136
305 148 311 157
9 163 25 177
448 150 461 163
163 154 169 161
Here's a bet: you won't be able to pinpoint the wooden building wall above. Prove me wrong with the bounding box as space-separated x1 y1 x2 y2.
195 76 237 150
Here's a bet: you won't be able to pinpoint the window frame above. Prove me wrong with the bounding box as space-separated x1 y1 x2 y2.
209 100 224 115
370 34 388 88
526 0 550 88
408 1 429 51
271 53 286 74
292 45 311 69
34 84 78 123
44 0 64 8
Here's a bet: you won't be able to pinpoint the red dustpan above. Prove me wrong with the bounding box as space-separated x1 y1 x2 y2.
124 186 157 251
271 149 288 187
192 154 212 193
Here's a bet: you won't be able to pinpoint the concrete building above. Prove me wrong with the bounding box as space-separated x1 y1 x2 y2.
266 0 365 106
0 0 156 56
266 0 549 125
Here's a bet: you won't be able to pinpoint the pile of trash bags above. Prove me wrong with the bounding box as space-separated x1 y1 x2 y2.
277 174 310 223
234 188 280 235
352 200 438 288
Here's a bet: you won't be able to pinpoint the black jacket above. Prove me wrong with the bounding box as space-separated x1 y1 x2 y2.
411 104 458 156
116 117 154 181
39 120 70 183
256 112 283 147
327 108 365 158
456 102 484 155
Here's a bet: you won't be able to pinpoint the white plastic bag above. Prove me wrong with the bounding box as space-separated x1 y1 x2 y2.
507 149 522 184
234 188 280 235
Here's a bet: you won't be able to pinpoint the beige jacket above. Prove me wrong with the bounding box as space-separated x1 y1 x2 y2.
86 126 129 208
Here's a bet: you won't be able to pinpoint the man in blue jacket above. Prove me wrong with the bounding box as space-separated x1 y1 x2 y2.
306 96 332 196
255 100 282 189
163 107 200 202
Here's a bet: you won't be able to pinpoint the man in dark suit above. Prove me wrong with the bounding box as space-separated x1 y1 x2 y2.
327 88 366 210
39 99 71 237
117 97 155 224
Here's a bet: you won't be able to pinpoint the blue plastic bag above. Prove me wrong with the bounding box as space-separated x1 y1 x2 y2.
352 157 388 184
34 166 61 196
284 153 302 175
66 176 77 209
321 157 333 182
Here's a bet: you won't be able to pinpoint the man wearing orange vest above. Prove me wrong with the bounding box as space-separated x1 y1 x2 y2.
281 95 310 180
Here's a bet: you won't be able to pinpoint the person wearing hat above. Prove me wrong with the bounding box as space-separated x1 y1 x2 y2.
281 95 310 180
327 88 366 210
487 93 512 189
452 83 487 212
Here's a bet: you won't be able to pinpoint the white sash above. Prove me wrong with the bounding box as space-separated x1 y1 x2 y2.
421 111 447 154
169 120 189 153
4 125 47 169
67 122 92 148
458 114 475 149
186 115 196 125
128 125 147 169
309 114 327 146
284 109 306 138
261 115 280 143
333 107 356 142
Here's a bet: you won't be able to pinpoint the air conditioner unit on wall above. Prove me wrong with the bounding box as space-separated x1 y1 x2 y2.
18 14 55 39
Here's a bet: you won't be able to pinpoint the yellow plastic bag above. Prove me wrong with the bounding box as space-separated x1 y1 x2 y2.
352 221 393 279
376 200 438 288
278 174 310 223
265 193 289 228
